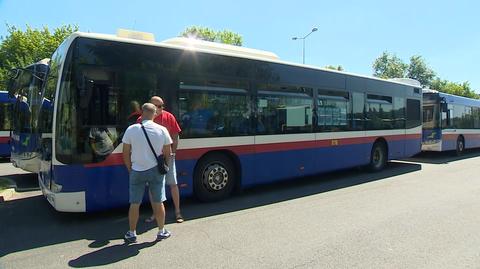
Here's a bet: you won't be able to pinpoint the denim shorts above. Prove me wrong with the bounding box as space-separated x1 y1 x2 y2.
165 156 177 186
129 166 166 204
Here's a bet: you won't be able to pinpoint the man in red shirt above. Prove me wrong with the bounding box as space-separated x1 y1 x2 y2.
138 96 184 223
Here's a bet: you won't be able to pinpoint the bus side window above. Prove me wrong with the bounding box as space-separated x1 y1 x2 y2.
178 80 250 138
257 85 313 135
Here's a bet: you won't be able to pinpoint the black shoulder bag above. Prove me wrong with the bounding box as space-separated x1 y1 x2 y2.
140 123 169 175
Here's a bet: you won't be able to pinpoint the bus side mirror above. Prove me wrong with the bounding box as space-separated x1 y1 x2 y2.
8 68 21 80
7 69 21 98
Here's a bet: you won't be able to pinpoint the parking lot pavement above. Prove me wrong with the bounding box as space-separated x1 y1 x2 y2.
1 150 480 268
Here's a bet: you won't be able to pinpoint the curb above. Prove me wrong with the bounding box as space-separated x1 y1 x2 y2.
0 188 15 202
0 177 17 202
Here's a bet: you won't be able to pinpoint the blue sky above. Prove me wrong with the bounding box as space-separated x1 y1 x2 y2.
1 0 479 92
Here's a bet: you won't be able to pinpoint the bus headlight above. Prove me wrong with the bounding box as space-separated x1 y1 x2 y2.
423 139 440 145
51 182 63 193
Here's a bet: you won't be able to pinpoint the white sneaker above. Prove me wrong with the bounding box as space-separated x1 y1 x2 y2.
156 229 171 241
124 231 137 243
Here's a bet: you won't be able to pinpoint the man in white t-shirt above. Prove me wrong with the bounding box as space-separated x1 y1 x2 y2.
122 103 173 243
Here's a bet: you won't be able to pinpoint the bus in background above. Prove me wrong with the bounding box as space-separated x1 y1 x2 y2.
422 89 480 155
0 91 16 157
38 31 422 212
6 59 49 172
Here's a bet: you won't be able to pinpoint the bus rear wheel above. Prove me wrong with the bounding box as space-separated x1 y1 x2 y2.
194 153 236 202
456 136 465 156
368 142 387 172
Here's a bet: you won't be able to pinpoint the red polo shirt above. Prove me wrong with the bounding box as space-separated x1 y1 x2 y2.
136 110 181 136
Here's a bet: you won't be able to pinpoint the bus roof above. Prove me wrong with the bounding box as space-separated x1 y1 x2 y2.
423 88 480 107
66 31 421 89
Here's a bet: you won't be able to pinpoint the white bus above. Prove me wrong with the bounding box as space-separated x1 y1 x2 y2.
37 31 422 212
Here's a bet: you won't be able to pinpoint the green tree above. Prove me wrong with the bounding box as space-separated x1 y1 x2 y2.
372 51 408 79
180 26 243 46
371 52 480 98
324 65 344 71
431 78 478 99
407 55 435 87
0 24 78 88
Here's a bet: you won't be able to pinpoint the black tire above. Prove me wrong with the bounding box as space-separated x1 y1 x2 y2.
456 136 465 156
193 153 236 202
368 142 387 172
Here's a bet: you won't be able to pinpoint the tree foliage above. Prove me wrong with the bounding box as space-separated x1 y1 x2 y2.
407 55 436 87
324 65 344 71
0 24 78 88
372 51 478 99
431 79 479 99
372 51 408 79
180 26 243 46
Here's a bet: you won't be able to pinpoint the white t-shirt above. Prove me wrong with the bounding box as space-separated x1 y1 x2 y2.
122 120 173 171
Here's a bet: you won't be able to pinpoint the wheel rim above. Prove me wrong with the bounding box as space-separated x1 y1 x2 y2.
373 147 383 167
458 140 464 152
202 163 229 191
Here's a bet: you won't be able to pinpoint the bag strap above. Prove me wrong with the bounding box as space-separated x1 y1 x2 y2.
140 122 160 160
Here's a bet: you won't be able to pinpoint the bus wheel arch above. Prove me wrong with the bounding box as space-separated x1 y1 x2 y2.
193 150 240 202
368 138 388 172
456 135 465 156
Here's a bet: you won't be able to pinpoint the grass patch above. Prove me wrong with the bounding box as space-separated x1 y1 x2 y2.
0 178 13 191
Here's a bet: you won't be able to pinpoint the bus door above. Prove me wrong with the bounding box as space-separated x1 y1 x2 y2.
316 90 356 170
254 85 315 183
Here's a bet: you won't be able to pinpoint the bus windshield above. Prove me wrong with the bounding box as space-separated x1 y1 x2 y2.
7 61 49 133
422 104 440 129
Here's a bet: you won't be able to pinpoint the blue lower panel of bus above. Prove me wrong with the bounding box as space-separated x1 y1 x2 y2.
0 142 10 157
405 139 421 157
466 137 480 148
51 137 421 212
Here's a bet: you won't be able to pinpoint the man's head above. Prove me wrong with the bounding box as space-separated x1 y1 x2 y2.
141 103 157 120
130 100 140 112
150 96 164 115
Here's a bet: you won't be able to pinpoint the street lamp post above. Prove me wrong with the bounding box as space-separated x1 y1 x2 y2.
292 27 318 64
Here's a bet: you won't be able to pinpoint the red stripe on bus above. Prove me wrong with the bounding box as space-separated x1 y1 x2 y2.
0 137 10 144
444 133 480 140
85 154 124 167
84 133 421 168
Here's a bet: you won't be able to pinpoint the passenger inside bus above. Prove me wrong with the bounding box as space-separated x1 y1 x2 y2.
89 127 117 162
181 99 214 135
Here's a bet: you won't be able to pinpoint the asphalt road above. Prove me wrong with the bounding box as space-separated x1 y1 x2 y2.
1 150 480 269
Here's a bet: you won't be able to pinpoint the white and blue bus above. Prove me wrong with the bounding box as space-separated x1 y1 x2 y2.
6 59 50 172
38 31 422 212
0 91 16 157
422 89 480 154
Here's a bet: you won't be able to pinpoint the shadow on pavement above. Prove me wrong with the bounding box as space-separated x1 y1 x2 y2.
407 148 480 164
68 241 157 267
0 161 421 266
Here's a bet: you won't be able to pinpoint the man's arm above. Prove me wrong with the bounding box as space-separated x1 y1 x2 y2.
123 143 132 172
163 144 172 165
171 133 179 154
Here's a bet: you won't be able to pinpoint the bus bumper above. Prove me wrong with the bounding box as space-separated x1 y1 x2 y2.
39 177 86 212
422 141 442 151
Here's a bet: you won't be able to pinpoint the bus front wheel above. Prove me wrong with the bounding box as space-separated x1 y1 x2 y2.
194 153 236 202
368 142 387 172
456 136 465 156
